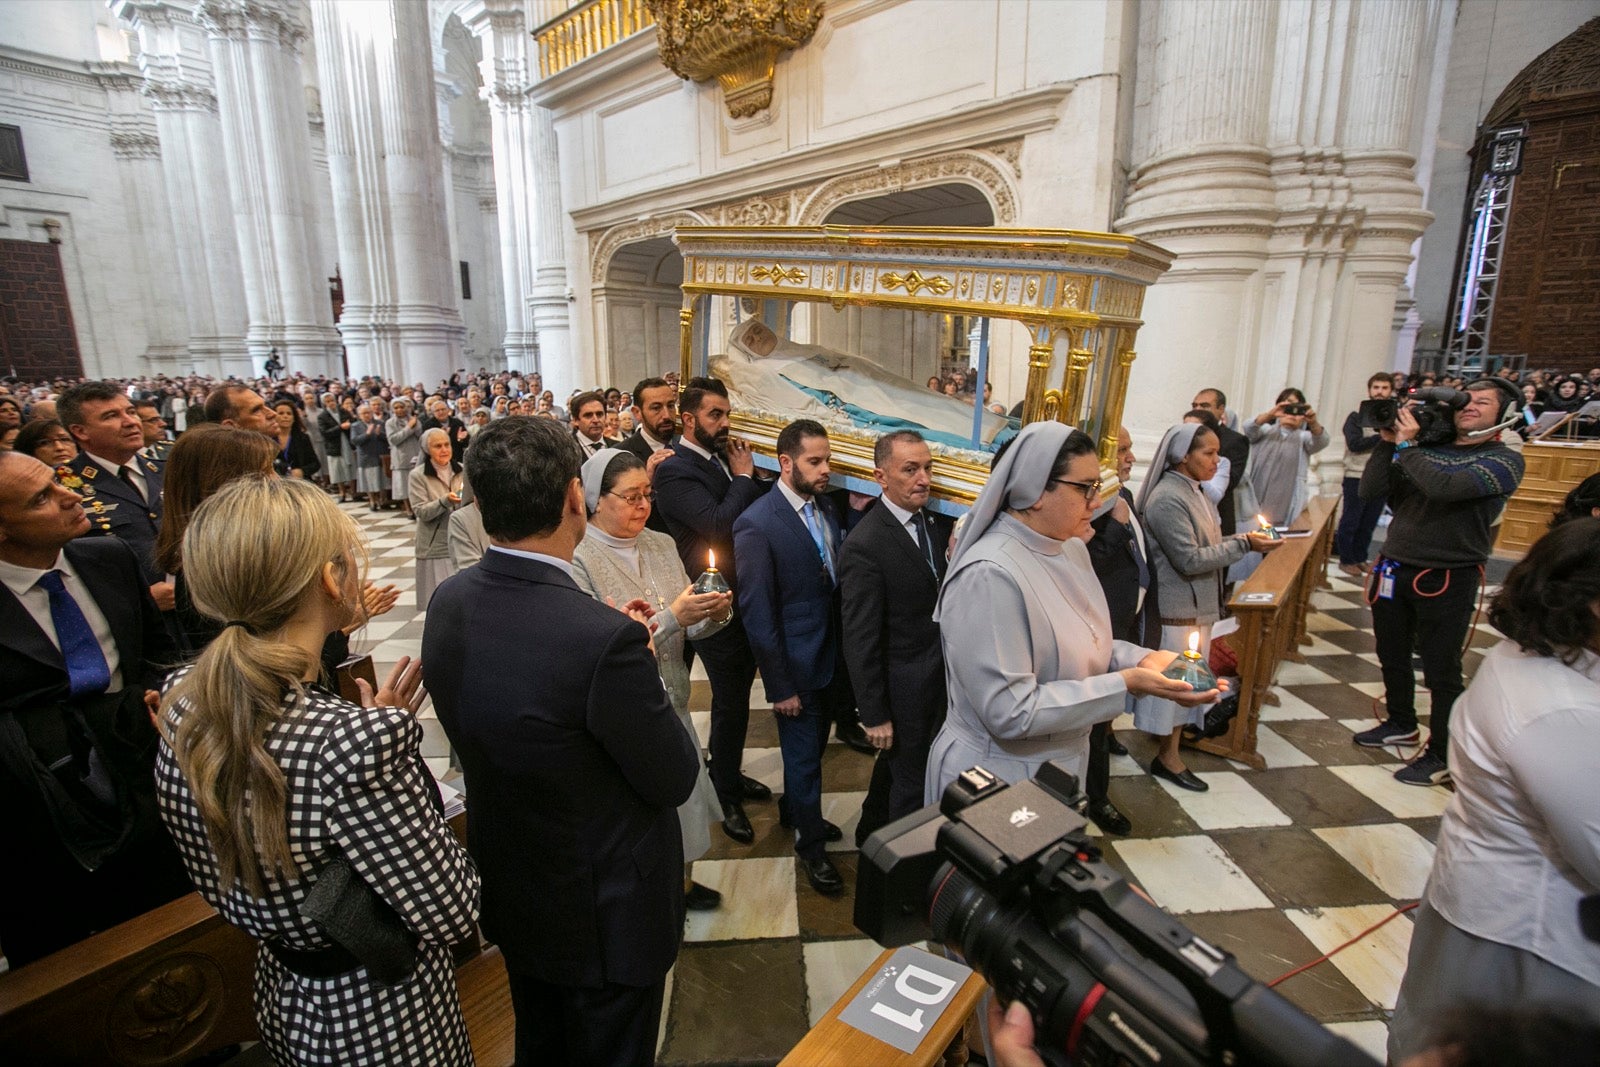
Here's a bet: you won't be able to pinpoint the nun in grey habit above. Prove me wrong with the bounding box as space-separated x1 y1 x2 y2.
925 422 1211 805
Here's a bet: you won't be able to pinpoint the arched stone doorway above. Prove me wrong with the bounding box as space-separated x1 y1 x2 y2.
597 236 685 391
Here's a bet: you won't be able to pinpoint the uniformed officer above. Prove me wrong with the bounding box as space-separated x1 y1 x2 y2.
57 382 173 613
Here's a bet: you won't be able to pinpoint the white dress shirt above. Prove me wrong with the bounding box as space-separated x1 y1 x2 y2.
675 434 741 480
0 549 124 691
487 544 574 579
1427 641 1600 984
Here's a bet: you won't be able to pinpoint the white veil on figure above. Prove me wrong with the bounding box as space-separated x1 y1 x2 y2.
1134 423 1202 518
934 421 1075 622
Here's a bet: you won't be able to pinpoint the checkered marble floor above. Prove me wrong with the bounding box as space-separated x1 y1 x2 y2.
345 501 1504 1066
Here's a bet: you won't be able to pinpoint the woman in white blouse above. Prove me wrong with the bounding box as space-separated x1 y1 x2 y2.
1388 517 1600 1062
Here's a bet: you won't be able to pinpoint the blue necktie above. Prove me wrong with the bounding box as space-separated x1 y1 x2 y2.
802 501 835 581
36 571 112 697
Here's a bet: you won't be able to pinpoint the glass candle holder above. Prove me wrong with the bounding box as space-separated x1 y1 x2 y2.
1255 514 1283 541
1163 630 1218 692
692 559 732 620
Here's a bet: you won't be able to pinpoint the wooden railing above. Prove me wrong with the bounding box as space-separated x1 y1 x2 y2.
533 0 656 78
1188 497 1340 769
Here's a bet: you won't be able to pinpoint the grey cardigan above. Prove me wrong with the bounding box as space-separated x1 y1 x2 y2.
1139 471 1249 625
386 415 423 476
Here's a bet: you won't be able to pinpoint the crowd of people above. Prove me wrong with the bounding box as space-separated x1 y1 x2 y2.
0 360 1595 1065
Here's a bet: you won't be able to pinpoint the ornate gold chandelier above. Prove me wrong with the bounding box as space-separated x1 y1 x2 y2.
647 0 824 119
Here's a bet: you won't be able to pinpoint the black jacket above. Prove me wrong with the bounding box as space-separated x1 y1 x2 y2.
1215 424 1250 535
422 550 698 985
0 538 189 966
838 500 949 733
651 438 766 591
1087 488 1162 647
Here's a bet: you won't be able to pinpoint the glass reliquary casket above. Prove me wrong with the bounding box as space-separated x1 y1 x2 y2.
673 226 1173 514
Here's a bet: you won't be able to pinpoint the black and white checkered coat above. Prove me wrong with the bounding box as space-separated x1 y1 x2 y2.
155 672 480 1065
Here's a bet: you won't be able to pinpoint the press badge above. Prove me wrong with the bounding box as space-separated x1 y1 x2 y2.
1376 560 1397 600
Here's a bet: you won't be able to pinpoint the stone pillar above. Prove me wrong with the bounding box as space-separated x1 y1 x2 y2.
197 0 343 378
113 0 251 378
310 0 464 385
1338 0 1438 375
1116 0 1279 434
97 62 190 373
462 0 577 391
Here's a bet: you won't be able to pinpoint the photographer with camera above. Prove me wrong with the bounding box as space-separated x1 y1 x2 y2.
1351 381 1524 786
1334 373 1396 577
1243 388 1329 527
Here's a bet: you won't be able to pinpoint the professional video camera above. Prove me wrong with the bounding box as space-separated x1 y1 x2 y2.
856 761 1378 1067
1358 386 1466 446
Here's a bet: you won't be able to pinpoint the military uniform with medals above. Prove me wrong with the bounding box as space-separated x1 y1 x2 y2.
59 453 166 586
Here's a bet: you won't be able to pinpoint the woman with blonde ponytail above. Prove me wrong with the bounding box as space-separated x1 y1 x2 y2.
153 475 479 1065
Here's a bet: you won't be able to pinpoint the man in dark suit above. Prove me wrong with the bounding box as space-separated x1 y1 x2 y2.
652 379 772 844
1192 387 1250 534
0 452 189 967
570 391 621 458
1084 427 1158 836
732 419 848 895
619 376 678 534
423 418 699 1065
840 431 950 848
203 383 276 437
57 381 174 614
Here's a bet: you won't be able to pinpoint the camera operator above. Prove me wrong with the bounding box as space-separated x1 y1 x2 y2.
1334 373 1395 576
1351 382 1524 786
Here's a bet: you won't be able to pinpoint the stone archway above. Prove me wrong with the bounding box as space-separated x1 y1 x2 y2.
595 235 687 390
795 147 1018 226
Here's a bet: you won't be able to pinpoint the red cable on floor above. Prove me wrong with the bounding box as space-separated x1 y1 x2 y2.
1266 902 1420 988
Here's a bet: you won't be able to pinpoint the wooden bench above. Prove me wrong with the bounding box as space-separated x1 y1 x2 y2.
1185 496 1339 768
0 805 516 1065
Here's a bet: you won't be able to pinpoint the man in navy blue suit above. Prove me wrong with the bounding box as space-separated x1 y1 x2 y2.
733 419 848 895
652 379 772 845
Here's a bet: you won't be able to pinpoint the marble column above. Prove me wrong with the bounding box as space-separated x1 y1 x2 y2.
310 0 464 385
462 0 576 390
97 62 190 373
1116 0 1279 434
196 0 343 378
113 0 250 378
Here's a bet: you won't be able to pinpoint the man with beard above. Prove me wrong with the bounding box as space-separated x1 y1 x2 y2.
653 379 771 844
732 419 847 894
620 377 681 533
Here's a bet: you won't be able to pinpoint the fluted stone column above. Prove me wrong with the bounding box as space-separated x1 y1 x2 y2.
197 0 343 378
113 0 250 377
462 0 577 384
1116 0 1279 433
98 62 190 372
311 0 464 385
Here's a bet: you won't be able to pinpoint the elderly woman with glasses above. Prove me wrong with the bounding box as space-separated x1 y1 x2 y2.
409 428 463 610
926 423 1218 808
1133 423 1281 790
571 448 732 912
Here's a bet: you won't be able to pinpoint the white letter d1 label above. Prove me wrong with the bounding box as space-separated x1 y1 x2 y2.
868 966 959 1033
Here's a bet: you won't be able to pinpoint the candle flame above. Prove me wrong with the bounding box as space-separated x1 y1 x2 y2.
1188 630 1200 654
1256 514 1271 529
708 549 716 569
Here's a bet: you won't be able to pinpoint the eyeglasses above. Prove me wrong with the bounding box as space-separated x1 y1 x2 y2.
608 489 654 507
1048 478 1102 502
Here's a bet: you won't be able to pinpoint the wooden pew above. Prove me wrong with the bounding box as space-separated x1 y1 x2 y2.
1185 497 1339 769
0 793 513 1065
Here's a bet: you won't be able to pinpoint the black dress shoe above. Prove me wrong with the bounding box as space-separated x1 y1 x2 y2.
778 810 843 842
1085 799 1133 836
1105 734 1128 757
740 773 773 801
834 723 876 756
802 856 844 895
1149 759 1209 792
684 881 722 911
720 801 754 844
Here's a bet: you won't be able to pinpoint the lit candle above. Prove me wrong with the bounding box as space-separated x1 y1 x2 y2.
1188 630 1201 657
1256 513 1283 540
709 549 716 570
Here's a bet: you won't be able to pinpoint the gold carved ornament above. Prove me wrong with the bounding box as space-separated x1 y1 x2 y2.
647 0 824 119
750 263 807 285
879 270 954 297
